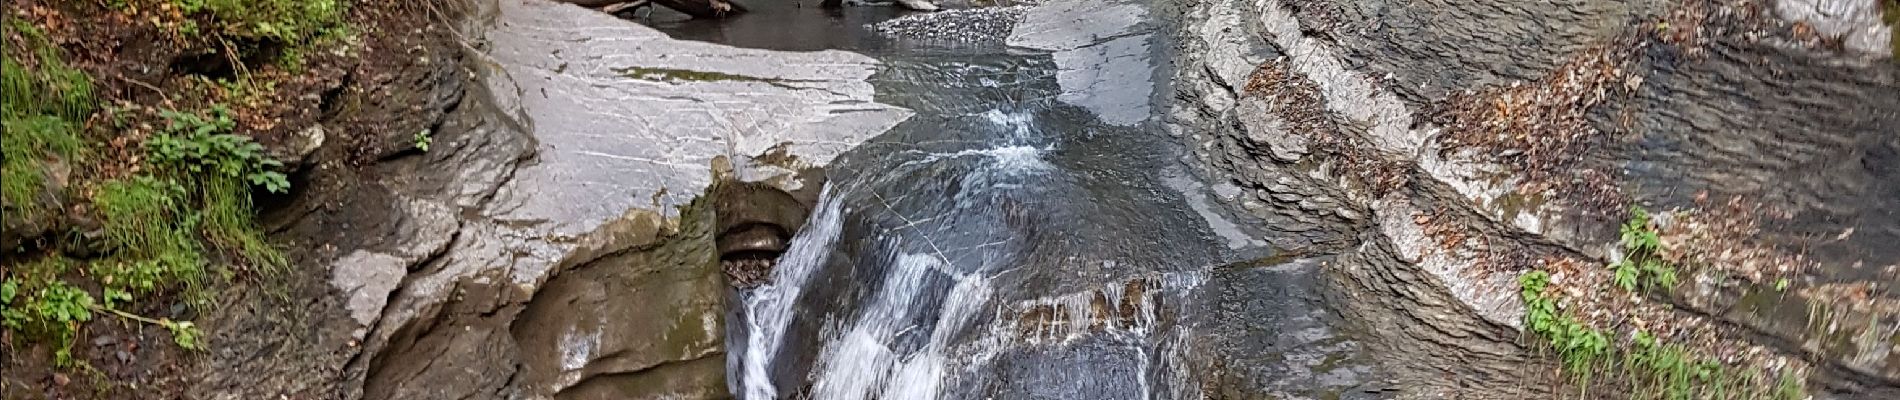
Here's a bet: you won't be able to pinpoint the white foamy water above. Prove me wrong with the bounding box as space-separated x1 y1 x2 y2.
808 252 994 400
738 186 846 399
987 270 1206 346
734 115 1209 398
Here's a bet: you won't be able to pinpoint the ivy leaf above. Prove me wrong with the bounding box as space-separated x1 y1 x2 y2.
1 280 16 304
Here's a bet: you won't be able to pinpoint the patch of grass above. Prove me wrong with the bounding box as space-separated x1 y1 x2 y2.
134 105 290 276
2 17 279 370
1623 331 1716 400
1774 370 1805 400
198 172 285 273
2 22 96 121
2 20 95 221
2 106 285 369
94 176 210 299
1 115 83 216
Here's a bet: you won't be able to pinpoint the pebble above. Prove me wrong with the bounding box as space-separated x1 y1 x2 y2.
723 258 778 288
871 6 1033 44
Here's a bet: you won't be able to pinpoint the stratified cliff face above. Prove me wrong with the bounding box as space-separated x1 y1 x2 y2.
1169 0 1897 397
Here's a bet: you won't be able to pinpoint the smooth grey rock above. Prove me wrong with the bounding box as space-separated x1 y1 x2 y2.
276 124 327 168
326 196 456 338
1008 0 1158 126
485 0 910 235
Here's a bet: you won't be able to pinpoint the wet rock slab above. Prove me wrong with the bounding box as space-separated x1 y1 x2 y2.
1007 0 1160 126
486 0 910 231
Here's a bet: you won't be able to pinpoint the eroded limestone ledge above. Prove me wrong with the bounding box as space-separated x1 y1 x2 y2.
316 0 910 399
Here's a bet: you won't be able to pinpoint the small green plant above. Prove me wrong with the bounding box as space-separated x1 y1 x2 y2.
162 319 203 349
413 129 432 152
1521 271 1612 383
148 106 291 194
1774 370 1805 400
170 0 347 43
1 258 94 367
1610 207 1678 293
2 263 208 367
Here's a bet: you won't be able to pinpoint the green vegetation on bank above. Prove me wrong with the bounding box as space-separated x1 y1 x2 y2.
0 2 335 371
1517 207 1805 400
2 21 91 223
166 0 348 43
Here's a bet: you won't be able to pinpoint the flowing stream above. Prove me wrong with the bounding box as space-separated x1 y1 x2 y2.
642 1 1378 398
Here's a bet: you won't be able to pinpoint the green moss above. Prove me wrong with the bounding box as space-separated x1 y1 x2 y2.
615 66 772 82
1313 351 1353 374
1491 191 1546 226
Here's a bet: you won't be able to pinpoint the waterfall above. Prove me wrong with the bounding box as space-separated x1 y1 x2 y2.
737 186 846 399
